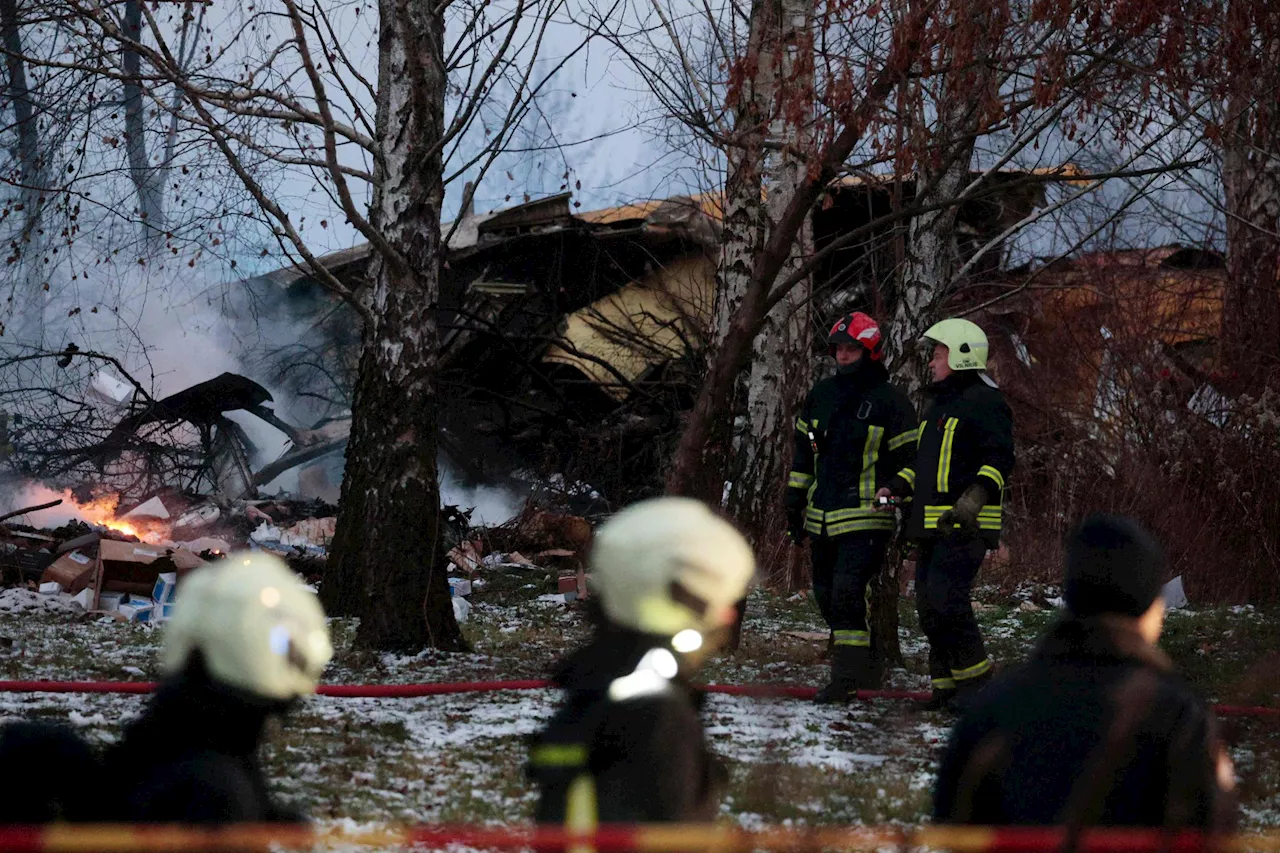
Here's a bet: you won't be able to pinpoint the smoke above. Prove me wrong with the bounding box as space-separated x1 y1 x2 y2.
438 463 527 526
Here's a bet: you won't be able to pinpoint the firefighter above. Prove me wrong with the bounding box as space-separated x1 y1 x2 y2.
105 552 333 823
785 312 917 702
877 318 1013 710
934 515 1235 829
527 497 754 824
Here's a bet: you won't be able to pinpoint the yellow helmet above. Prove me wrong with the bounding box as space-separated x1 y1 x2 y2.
923 318 989 371
161 553 333 701
589 497 754 638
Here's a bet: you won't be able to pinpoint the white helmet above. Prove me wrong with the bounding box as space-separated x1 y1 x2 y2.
589 497 755 639
161 553 333 701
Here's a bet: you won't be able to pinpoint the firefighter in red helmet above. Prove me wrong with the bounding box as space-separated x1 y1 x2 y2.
784 312 917 701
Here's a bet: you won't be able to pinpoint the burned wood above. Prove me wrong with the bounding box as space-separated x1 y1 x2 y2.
0 498 62 525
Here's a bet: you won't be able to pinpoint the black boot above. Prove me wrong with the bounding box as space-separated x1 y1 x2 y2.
948 667 994 715
814 644 874 703
916 687 957 712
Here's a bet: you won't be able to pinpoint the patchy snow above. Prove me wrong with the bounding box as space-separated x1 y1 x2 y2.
0 588 80 615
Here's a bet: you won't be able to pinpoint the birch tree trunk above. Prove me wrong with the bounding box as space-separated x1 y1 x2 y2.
322 0 463 651
726 0 815 561
1 0 46 343
122 0 165 254
1221 81 1280 389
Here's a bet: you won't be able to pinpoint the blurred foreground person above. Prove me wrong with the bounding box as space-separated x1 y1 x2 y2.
934 515 1235 830
0 721 102 822
106 552 333 822
528 497 754 825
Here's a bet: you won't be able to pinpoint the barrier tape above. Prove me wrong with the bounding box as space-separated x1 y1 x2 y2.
0 680 1277 717
0 823 1276 853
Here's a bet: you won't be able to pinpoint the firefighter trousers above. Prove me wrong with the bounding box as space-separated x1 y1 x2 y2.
811 532 890 651
915 536 991 691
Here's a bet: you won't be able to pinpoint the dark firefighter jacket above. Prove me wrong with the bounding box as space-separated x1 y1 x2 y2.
786 361 918 537
893 372 1014 548
528 630 726 825
934 615 1234 830
104 660 306 824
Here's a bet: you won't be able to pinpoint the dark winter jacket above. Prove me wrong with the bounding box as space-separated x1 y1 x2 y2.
893 372 1014 548
0 722 104 822
104 662 305 824
934 615 1234 830
786 361 918 537
528 629 726 824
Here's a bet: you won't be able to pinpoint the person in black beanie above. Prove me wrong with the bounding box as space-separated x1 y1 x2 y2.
934 514 1236 830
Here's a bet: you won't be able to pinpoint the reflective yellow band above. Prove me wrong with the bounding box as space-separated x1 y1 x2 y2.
796 418 811 434
887 426 920 451
952 658 994 681
932 677 957 690
899 468 916 488
937 417 959 493
827 518 895 536
788 471 815 489
824 506 886 523
565 773 598 853
977 465 1005 491
859 426 884 506
531 743 588 767
806 507 826 520
923 505 1003 530
834 630 871 647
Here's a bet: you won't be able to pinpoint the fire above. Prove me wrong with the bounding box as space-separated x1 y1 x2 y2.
7 482 172 543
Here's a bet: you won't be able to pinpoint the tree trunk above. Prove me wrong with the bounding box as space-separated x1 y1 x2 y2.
665 7 925 501
1 0 45 343
122 0 165 253
1221 83 1280 389
322 0 463 652
725 0 815 576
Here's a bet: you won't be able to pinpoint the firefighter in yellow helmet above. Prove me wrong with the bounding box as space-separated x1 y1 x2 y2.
527 497 754 825
877 318 1014 711
106 553 333 822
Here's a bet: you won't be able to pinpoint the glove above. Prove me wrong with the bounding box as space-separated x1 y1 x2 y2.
937 484 988 538
786 507 808 544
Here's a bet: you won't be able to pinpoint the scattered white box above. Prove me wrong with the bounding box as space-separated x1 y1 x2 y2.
152 572 178 604
447 577 472 598
38 582 63 596
98 591 126 612
118 602 154 623
152 601 176 622
71 588 94 610
1163 575 1188 610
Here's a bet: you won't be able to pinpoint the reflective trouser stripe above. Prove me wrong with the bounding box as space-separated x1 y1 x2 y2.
833 629 871 647
565 773 598 853
952 657 993 681
796 418 810 434
937 418 959 493
932 677 957 690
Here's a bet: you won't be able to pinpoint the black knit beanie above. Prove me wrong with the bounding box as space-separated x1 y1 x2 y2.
1063 514 1165 618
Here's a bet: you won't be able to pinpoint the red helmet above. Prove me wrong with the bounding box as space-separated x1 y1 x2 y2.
828 312 883 361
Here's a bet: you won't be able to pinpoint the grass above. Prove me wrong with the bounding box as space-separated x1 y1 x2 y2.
2 578 1278 829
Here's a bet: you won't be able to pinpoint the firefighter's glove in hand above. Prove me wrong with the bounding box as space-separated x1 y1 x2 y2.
786 507 808 544
937 484 988 538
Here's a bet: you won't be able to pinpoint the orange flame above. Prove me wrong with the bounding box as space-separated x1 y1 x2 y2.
68 494 170 543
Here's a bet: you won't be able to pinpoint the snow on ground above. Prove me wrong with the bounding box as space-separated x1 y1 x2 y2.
1 579 1278 830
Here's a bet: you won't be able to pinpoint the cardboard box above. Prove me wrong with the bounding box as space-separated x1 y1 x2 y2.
152 572 178 604
118 602 153 623
152 601 176 622
38 581 63 595
447 577 472 598
40 550 95 594
98 591 126 612
72 588 94 610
